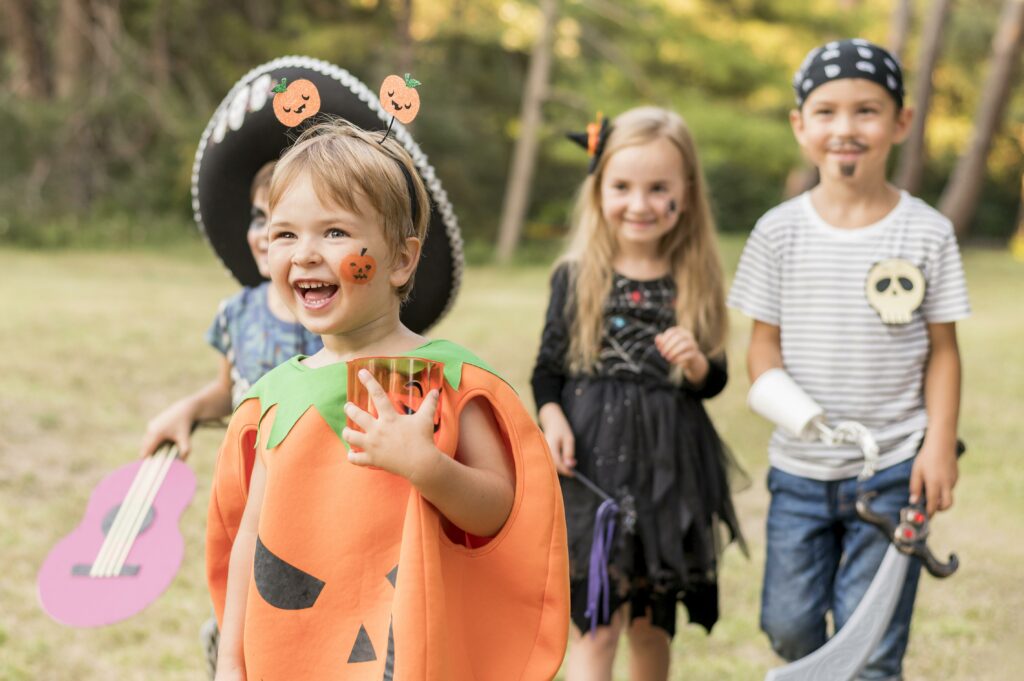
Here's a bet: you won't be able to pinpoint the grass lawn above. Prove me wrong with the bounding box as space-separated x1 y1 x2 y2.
0 237 1020 680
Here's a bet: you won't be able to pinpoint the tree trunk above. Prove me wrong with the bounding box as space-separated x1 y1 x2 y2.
1010 159 1024 257
150 0 170 88
55 0 93 99
888 0 913 62
394 0 414 75
895 0 952 194
1010 168 1024 260
0 0 52 98
495 0 558 263
938 0 1024 236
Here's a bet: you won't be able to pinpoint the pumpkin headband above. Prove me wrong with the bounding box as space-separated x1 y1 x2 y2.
566 113 611 174
376 73 423 227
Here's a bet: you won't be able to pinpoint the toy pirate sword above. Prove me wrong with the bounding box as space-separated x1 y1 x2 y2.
765 493 958 681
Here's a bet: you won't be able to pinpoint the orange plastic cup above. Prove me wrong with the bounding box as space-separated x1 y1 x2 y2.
345 356 445 453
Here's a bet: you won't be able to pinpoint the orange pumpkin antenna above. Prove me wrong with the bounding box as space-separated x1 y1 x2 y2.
378 73 423 143
586 112 604 156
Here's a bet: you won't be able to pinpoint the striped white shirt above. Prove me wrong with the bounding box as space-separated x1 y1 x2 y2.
728 191 970 480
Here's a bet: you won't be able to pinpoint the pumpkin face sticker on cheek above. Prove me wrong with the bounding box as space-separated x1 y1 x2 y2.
379 74 421 125
340 248 377 285
271 78 321 127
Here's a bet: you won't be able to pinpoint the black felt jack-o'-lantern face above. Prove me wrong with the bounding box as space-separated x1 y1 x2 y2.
253 535 399 669
394 380 442 434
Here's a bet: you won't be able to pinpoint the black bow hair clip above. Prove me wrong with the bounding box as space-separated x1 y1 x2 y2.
566 113 611 175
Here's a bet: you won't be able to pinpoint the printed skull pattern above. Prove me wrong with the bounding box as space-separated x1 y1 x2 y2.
864 258 926 324
793 38 904 108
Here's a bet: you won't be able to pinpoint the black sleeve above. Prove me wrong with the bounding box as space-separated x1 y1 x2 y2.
530 264 573 411
684 353 728 399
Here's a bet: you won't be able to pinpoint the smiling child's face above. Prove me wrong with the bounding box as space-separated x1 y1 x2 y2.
791 78 912 185
247 187 271 278
599 137 687 254
267 171 409 337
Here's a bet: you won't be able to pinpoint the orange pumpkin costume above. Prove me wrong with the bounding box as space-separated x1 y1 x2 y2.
206 340 569 679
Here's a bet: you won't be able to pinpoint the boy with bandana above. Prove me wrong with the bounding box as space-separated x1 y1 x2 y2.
728 39 969 680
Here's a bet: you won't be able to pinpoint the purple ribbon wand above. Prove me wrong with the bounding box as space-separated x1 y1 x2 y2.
574 471 620 635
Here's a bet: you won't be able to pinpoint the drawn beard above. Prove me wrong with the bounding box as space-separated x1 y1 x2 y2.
827 139 868 179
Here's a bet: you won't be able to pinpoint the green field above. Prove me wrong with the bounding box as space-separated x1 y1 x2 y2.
1 239 1021 680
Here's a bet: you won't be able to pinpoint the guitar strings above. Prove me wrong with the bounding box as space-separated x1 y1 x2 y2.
91 443 178 577
89 447 163 577
106 445 178 577
97 444 173 577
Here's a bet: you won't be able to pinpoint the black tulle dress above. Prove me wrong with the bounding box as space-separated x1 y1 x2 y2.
531 264 746 638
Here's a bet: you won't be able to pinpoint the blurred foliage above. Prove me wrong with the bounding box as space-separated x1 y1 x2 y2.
0 0 1020 251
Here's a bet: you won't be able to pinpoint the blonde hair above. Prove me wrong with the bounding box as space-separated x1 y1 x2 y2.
268 118 429 300
250 161 276 201
561 106 728 377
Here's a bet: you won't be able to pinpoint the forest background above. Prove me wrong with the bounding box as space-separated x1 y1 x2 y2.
1 0 1022 255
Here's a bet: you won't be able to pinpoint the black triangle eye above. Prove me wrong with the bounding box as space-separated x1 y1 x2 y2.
875 278 891 293
898 277 914 291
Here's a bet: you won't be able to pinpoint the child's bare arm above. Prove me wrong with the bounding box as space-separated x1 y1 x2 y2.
747 320 783 383
215 456 267 679
911 322 961 516
344 372 514 537
419 398 515 537
140 356 233 458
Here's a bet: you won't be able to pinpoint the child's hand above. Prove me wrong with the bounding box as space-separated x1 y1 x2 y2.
538 403 576 475
655 326 709 384
140 400 195 459
909 439 959 517
343 369 442 482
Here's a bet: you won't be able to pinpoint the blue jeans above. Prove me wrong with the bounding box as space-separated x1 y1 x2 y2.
760 457 922 681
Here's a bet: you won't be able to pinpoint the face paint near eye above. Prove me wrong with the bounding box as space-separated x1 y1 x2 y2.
667 199 677 215
339 248 377 285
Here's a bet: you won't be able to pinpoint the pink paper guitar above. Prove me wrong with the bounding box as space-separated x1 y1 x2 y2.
38 444 196 627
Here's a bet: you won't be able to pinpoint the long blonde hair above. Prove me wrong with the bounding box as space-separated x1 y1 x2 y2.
561 106 728 377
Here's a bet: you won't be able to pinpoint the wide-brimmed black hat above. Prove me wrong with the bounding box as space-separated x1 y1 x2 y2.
191 56 463 333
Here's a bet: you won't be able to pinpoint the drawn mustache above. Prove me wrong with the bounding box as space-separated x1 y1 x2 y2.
826 139 869 153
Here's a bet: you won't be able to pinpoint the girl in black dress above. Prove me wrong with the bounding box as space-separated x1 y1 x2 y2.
532 107 745 680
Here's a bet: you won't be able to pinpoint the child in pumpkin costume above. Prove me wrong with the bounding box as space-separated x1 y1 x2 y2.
207 120 569 680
